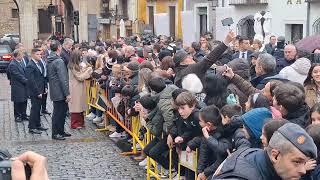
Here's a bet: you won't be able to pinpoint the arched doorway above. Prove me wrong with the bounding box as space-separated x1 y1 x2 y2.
313 17 320 35
237 15 255 39
0 0 20 49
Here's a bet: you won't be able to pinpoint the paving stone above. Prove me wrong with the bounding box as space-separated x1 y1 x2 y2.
0 73 145 179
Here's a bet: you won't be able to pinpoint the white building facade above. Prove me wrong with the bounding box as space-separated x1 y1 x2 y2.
215 0 320 43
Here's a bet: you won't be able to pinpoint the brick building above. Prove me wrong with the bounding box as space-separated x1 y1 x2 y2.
0 0 19 37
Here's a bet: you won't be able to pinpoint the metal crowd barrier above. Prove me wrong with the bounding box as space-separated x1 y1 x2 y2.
85 79 198 179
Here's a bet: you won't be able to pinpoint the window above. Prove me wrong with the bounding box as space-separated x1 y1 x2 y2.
169 6 176 38
11 9 19 18
313 18 320 35
148 6 154 33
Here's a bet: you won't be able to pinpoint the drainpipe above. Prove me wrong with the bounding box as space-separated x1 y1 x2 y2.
306 1 310 36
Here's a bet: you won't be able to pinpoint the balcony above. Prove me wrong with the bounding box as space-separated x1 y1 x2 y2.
229 0 268 5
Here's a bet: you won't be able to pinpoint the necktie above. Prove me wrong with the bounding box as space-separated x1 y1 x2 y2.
20 61 25 68
35 62 43 74
242 52 246 58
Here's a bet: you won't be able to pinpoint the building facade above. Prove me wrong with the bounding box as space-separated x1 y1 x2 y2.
215 0 320 43
137 0 183 39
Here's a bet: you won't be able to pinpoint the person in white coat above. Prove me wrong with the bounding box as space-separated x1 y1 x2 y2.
278 57 311 84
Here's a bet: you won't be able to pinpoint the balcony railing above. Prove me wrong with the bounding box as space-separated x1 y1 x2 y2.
229 0 268 5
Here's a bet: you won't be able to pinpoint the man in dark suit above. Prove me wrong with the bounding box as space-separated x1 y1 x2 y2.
232 36 253 63
60 38 74 66
39 43 51 115
6 49 29 122
25 48 48 134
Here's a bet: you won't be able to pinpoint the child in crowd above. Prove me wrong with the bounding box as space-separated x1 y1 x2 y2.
260 119 289 149
187 105 231 180
302 124 320 180
310 103 320 125
220 104 251 151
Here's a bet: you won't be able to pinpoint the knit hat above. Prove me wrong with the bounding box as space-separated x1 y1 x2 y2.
127 61 139 71
173 50 188 66
241 107 272 139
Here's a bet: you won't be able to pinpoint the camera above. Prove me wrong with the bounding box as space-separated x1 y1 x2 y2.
0 149 32 180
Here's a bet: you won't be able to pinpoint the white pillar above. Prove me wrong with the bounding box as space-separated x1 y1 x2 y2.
19 0 38 51
79 0 88 42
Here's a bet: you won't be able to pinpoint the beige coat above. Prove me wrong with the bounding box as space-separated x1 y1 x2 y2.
68 67 92 113
305 84 318 108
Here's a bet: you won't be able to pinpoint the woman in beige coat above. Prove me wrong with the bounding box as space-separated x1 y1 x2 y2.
68 50 93 129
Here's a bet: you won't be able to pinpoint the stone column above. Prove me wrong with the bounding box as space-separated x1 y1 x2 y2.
19 0 38 51
79 0 88 42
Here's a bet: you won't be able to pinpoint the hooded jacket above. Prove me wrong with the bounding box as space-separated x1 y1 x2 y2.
242 108 272 148
156 84 178 134
47 52 70 101
279 57 311 85
284 103 310 128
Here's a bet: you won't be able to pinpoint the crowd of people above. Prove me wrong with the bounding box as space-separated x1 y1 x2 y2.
5 30 320 180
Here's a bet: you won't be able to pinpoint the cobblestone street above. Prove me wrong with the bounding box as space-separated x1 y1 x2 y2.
0 73 145 180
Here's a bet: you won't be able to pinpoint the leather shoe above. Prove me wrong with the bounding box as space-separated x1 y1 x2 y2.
15 117 23 122
52 134 65 140
37 127 48 131
62 132 72 137
41 110 51 115
29 129 42 134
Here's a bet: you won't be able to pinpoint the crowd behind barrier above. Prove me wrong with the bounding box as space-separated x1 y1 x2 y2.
6 32 320 180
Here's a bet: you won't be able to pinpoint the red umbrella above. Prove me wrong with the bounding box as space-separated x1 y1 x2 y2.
295 35 320 53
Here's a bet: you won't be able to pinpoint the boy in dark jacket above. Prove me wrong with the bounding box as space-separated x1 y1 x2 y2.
220 104 251 151
187 105 232 180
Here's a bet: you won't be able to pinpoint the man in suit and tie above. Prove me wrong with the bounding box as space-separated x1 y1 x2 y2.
232 36 253 63
6 49 29 122
38 43 51 115
25 48 48 134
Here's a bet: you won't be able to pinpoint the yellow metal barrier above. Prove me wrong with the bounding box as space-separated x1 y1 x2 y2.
178 149 198 180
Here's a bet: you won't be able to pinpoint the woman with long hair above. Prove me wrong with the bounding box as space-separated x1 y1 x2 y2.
138 68 152 97
304 63 320 108
68 50 93 129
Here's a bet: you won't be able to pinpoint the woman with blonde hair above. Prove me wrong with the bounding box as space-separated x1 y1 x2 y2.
138 68 152 96
68 50 93 129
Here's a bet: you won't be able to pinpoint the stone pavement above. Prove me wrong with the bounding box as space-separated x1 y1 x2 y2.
0 73 146 180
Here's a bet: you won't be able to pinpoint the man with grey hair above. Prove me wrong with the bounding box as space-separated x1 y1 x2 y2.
251 53 277 89
213 123 317 180
7 49 29 122
60 38 74 66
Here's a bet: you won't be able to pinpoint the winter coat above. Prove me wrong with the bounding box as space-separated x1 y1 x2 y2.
279 58 311 84
284 103 310 128
47 52 70 101
156 84 179 134
222 118 251 151
188 131 231 177
169 109 202 145
213 148 282 180
305 84 318 108
264 43 276 55
241 108 272 148
194 50 206 62
7 60 28 102
145 107 164 137
60 47 71 66
25 60 46 97
230 74 259 98
174 42 228 88
276 57 295 73
68 67 92 113
250 72 277 90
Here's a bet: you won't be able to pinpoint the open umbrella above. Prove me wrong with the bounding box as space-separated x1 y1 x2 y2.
295 35 320 53
120 19 126 37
